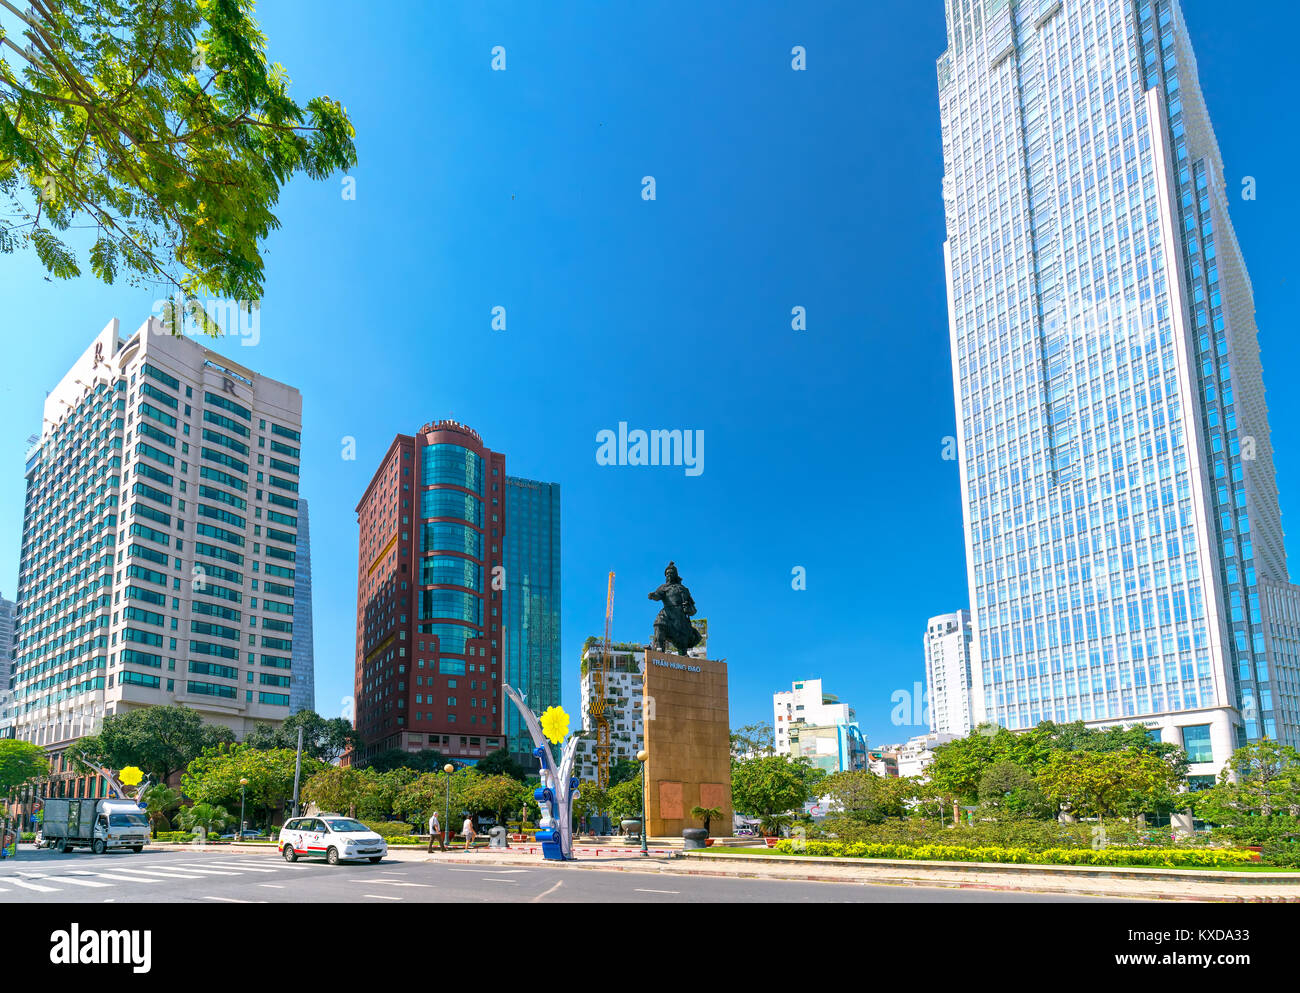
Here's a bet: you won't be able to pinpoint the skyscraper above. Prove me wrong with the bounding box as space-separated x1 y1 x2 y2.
0 591 15 736
290 498 316 714
12 318 303 756
924 610 975 735
353 420 506 765
503 476 560 770
938 0 1300 779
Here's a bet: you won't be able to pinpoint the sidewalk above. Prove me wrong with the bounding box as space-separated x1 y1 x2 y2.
161 841 1300 901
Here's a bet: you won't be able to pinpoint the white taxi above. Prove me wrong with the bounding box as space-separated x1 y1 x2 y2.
279 815 387 865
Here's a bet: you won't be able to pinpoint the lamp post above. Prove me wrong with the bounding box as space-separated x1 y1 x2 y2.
442 764 454 849
238 777 249 842
636 749 648 856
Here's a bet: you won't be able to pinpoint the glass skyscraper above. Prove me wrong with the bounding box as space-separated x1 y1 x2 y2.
938 0 1300 775
290 498 316 714
504 476 561 770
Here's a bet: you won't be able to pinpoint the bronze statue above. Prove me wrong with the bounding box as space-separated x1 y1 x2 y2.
648 561 702 655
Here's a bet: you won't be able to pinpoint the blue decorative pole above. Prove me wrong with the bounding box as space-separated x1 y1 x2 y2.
503 684 579 861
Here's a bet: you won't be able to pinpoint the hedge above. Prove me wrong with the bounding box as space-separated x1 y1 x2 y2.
362 821 414 838
154 831 196 843
771 839 1258 868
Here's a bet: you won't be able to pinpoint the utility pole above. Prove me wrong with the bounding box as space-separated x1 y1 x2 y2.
291 725 304 818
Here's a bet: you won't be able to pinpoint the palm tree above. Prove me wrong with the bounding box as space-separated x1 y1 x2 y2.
177 803 233 839
758 813 793 838
690 805 723 837
140 785 182 838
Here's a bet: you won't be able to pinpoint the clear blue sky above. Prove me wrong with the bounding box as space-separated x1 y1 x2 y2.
1 1 1297 748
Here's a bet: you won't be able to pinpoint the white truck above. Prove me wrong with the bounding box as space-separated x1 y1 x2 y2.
42 798 149 854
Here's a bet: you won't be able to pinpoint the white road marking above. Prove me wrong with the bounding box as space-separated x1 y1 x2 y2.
172 862 278 873
9 879 58 892
363 894 402 900
142 865 241 876
259 884 285 889
531 880 563 902
70 871 170 884
88 867 207 880
445 867 530 874
36 876 111 888
634 888 679 894
203 895 257 903
366 880 431 888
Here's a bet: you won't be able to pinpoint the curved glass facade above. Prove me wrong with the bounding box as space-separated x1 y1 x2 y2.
420 487 482 525
421 444 483 493
420 522 481 558
419 555 481 590
419 622 477 656
419 589 482 625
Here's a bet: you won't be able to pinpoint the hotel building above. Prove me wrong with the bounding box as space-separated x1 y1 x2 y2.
938 0 1300 776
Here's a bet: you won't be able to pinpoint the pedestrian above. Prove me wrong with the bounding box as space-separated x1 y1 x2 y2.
462 813 476 851
427 810 445 853
580 815 588 836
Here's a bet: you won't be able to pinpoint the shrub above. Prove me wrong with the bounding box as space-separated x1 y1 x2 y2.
363 820 414 838
1260 841 1300 869
808 817 1210 851
153 831 196 844
772 839 1256 868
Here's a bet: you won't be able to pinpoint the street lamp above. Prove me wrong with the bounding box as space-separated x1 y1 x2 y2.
238 778 249 842
636 749 648 856
442 764 454 849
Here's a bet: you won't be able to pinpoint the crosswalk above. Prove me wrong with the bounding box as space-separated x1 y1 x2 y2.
0 858 330 898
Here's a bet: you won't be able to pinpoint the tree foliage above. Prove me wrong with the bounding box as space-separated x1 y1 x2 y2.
730 755 818 824
74 705 234 783
0 0 356 303
820 770 908 823
1194 741 1300 828
1037 749 1183 823
473 748 530 781
181 744 321 827
0 738 49 792
363 748 452 774
244 710 360 764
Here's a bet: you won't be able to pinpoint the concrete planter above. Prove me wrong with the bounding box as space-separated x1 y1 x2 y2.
620 819 642 838
682 828 708 850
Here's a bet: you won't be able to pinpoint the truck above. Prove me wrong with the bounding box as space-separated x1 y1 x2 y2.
42 798 149 854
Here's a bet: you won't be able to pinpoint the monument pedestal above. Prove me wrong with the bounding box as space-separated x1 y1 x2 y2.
641 650 732 838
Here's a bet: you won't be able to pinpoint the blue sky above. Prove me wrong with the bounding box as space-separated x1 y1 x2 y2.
1 1 1298 748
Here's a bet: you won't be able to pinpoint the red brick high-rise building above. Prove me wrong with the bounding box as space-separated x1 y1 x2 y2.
352 420 507 764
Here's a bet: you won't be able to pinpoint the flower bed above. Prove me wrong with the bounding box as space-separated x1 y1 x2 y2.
771 839 1258 868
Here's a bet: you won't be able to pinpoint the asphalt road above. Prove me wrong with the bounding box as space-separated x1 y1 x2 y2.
0 849 1124 903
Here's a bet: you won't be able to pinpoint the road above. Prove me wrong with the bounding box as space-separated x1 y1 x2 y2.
0 848 1125 902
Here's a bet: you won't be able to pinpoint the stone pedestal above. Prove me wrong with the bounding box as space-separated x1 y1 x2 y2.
641 650 732 838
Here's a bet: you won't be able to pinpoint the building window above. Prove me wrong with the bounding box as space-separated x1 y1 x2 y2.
1181 724 1213 764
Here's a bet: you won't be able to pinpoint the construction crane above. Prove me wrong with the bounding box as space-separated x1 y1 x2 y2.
592 571 615 790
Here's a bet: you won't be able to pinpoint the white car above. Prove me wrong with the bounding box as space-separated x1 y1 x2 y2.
279 816 387 865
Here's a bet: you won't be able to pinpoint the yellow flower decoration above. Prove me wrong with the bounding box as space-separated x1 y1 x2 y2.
539 706 570 745
118 767 144 787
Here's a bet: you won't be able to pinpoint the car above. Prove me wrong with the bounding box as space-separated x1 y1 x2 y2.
278 816 387 865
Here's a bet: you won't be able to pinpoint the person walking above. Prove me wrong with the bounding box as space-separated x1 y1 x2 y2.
462 814 476 851
427 810 445 853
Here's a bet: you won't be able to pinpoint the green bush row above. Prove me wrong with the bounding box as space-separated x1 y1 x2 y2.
362 821 414 837
808 816 1215 851
773 839 1258 868
1260 841 1300 869
154 831 196 843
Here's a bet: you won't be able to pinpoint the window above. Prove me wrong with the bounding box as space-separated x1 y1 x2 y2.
1180 724 1213 764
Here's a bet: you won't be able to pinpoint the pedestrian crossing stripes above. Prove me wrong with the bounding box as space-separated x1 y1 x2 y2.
0 857 326 898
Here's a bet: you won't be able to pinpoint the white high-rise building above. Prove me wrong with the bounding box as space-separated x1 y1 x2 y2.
773 679 852 753
12 318 304 752
0 591 15 734
924 610 974 735
938 0 1300 780
574 642 646 784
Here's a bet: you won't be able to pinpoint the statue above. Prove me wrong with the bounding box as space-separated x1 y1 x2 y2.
647 561 702 655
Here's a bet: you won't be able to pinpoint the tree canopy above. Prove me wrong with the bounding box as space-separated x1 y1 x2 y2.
0 0 356 304
244 710 361 764
74 704 234 783
0 739 48 792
